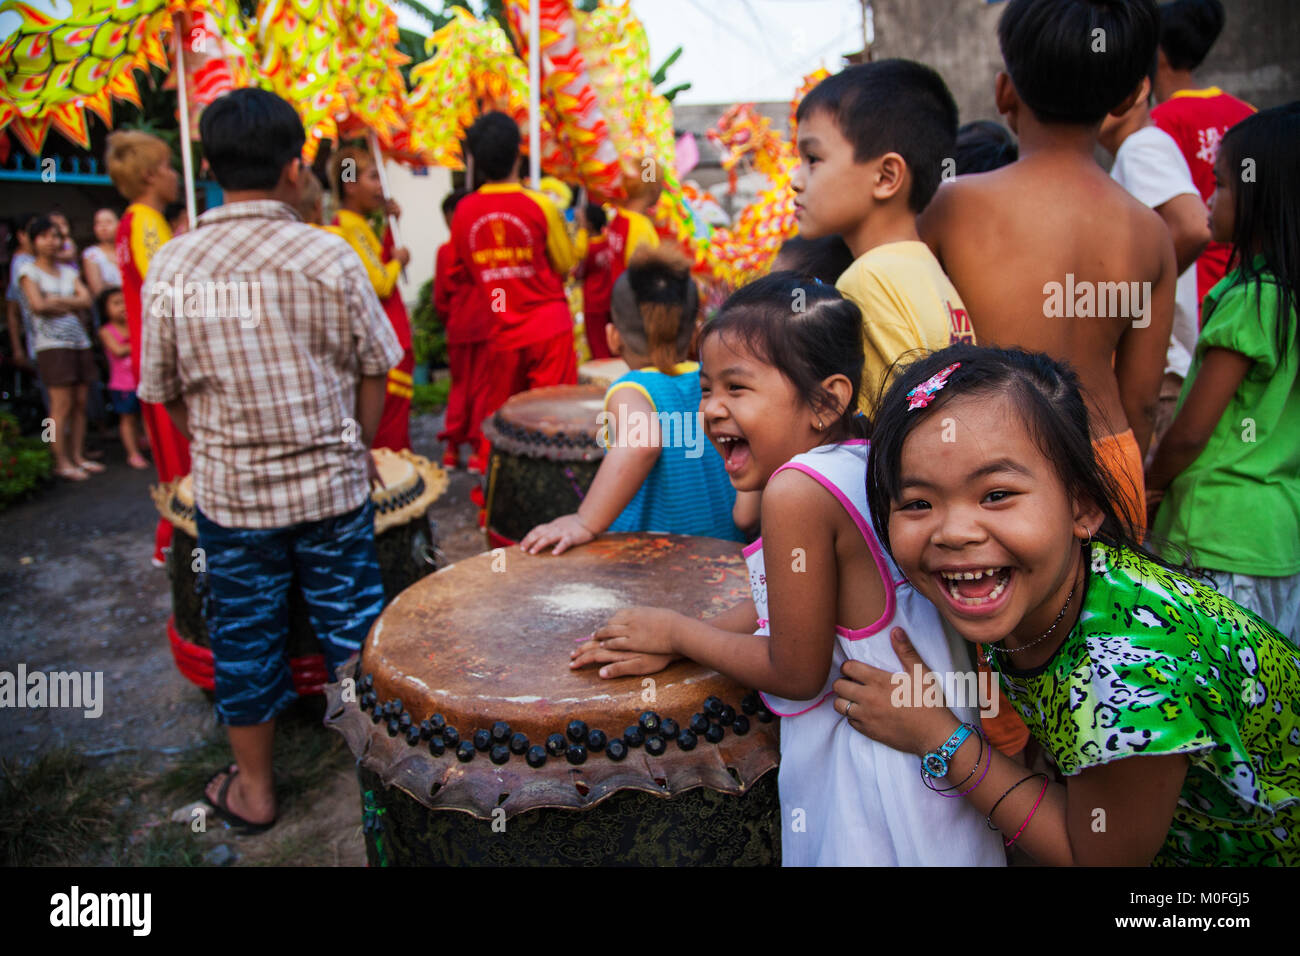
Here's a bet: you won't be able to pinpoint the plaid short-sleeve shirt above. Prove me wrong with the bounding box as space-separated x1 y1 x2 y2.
137 200 402 529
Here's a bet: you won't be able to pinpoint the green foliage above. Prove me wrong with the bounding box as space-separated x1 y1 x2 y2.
651 45 692 103
411 278 448 369
0 411 51 511
412 379 451 414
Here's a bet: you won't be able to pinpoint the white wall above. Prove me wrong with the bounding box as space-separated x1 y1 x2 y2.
384 161 453 308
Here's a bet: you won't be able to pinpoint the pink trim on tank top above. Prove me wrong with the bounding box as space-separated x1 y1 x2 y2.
742 538 763 558
759 688 835 718
769 455 896 639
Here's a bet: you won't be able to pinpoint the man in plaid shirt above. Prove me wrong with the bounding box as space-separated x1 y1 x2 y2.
138 89 402 833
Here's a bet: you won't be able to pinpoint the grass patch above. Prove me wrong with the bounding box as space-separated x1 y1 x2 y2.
1 749 136 865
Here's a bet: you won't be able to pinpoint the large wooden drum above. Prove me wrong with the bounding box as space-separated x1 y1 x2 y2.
479 385 606 547
325 534 781 866
153 448 449 694
577 357 630 389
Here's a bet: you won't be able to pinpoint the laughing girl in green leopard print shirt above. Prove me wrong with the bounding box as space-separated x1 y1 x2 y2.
835 344 1300 866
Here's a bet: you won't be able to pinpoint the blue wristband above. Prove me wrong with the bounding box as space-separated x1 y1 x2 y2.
921 723 974 779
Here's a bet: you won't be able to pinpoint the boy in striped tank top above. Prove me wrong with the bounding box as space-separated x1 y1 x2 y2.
520 246 742 554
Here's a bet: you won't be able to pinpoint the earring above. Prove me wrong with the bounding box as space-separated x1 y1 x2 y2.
815 418 824 430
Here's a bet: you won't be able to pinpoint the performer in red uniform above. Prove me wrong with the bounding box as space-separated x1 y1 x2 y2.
1151 0 1254 310
106 130 190 566
451 112 578 417
435 190 493 473
329 146 414 452
575 203 614 360
604 168 662 288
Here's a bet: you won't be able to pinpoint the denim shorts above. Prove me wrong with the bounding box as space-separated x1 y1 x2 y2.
195 499 385 726
108 389 140 415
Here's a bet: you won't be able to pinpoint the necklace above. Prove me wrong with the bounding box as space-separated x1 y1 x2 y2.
985 576 1079 657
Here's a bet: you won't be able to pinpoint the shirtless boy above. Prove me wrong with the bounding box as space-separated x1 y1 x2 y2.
920 0 1174 534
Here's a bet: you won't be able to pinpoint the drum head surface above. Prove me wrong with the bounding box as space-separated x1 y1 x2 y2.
482 385 608 461
329 534 779 817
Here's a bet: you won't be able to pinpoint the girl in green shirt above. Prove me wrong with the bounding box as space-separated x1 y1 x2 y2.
1147 103 1300 645
834 343 1299 866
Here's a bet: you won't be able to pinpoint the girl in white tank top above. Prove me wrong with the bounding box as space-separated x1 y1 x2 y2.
572 275 1004 865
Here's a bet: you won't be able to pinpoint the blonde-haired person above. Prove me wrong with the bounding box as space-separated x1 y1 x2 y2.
106 129 189 566
328 145 413 452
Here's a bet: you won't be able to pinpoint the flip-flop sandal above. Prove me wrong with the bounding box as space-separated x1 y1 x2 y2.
54 466 89 481
76 460 106 474
203 766 276 835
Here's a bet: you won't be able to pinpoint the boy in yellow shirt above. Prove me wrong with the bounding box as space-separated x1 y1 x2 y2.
792 61 975 413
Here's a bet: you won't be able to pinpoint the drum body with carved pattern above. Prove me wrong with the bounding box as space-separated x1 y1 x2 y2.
479 385 607 547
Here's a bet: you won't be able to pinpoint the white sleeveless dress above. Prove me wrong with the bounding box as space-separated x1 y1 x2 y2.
749 441 1005 866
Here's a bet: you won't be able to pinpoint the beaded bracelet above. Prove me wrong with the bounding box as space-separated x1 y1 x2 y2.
1004 775 1050 849
920 726 986 795
986 772 1047 830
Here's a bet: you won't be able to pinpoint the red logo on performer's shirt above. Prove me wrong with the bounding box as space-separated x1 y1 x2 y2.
947 301 975 344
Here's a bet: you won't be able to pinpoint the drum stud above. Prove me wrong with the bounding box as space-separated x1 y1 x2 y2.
623 725 645 748
428 735 446 757
419 719 435 740
405 726 422 746
428 713 446 734
660 717 680 739
456 741 476 763
566 719 589 744
490 744 511 765
391 699 405 716
732 715 751 736
526 745 548 768
386 718 401 737
638 711 661 734
676 729 698 751
719 705 737 724
605 738 628 761
491 721 512 744
361 692 377 711
705 722 726 744
472 729 492 752
704 696 724 717
398 712 413 730
644 735 667 757
566 743 588 765
371 706 385 724
361 673 375 692
586 728 608 752
757 710 774 723
508 732 530 755
545 733 568 757
689 713 710 735
443 726 461 746
741 693 760 715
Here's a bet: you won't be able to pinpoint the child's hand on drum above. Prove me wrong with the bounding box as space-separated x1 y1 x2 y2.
569 643 676 678
520 513 597 555
571 607 682 677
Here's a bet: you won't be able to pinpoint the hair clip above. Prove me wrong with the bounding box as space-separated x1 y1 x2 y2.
906 363 961 410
